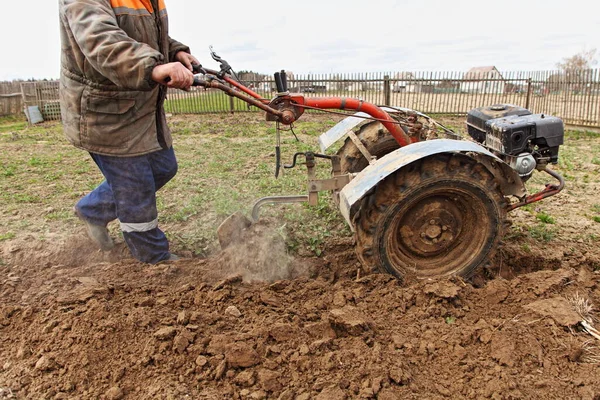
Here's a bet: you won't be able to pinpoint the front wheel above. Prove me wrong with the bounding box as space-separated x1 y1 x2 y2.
353 153 508 282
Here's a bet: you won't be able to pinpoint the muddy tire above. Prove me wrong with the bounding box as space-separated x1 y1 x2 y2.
337 122 404 173
353 153 507 282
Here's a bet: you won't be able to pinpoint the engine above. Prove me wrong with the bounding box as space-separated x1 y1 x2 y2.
466 104 564 178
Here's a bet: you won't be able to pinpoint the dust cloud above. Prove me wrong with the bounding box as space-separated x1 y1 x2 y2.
213 221 307 283
0 232 122 269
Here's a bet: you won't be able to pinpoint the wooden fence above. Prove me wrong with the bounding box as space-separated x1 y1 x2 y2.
2 69 599 128
0 81 61 122
0 81 23 117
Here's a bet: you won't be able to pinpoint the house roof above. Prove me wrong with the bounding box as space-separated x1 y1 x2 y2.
464 66 504 79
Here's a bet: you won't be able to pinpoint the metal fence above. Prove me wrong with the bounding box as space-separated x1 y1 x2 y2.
3 69 600 128
164 69 600 128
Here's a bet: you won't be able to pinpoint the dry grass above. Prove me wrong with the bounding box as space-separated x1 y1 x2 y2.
568 292 596 323
581 340 600 364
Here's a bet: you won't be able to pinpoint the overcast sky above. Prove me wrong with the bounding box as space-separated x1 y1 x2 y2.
1 0 598 81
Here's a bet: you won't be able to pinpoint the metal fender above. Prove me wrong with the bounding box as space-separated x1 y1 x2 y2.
318 107 413 153
338 139 526 227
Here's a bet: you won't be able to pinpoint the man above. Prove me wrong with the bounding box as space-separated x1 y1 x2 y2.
59 0 198 263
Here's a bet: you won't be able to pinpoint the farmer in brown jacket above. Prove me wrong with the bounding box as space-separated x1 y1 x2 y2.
59 0 198 263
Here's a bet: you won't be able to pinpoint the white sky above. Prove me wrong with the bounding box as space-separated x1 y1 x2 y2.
1 0 598 81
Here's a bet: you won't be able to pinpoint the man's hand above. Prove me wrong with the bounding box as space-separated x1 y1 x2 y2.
175 51 200 71
151 62 194 89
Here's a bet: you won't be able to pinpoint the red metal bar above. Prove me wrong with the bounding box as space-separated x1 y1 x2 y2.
199 67 267 102
223 76 267 102
507 167 565 211
193 79 284 117
304 97 412 147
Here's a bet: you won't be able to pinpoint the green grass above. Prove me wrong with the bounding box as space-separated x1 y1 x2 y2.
528 224 557 242
535 212 556 224
0 232 16 241
444 316 456 325
0 115 28 133
557 147 578 171
0 112 341 257
564 130 600 141
164 91 258 114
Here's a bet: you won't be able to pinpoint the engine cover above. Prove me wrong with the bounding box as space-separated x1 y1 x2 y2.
467 104 564 163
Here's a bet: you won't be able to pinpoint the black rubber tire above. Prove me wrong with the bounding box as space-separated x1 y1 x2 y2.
353 153 507 282
336 121 405 173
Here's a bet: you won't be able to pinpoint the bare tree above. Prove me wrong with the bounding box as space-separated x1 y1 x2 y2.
556 49 597 72
554 49 597 93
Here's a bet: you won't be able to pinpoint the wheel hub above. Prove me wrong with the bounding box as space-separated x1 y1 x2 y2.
398 197 462 259
423 220 442 240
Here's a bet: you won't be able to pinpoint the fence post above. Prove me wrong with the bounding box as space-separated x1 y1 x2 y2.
383 75 391 106
525 77 532 110
229 95 235 114
20 82 32 126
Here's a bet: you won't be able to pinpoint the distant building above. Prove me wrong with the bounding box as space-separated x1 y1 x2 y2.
460 66 505 94
392 72 420 93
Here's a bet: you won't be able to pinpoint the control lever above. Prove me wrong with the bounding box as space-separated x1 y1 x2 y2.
280 70 288 92
209 45 234 77
274 70 288 93
274 72 284 93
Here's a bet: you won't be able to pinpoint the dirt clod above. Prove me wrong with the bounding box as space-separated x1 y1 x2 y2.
154 326 177 340
524 297 583 326
105 386 124 400
329 306 372 336
225 305 242 318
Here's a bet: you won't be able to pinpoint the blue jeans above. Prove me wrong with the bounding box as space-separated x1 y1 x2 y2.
75 147 178 263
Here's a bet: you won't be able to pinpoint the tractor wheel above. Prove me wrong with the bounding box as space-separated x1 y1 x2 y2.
337 121 405 173
353 153 507 282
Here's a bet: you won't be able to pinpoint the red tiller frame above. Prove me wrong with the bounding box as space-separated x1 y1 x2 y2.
302 97 412 147
196 70 412 147
194 68 565 210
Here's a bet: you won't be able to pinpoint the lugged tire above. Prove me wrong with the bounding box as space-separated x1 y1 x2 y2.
336 121 404 173
353 153 508 282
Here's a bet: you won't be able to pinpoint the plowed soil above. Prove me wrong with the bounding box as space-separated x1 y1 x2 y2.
2 220 600 400
2 115 600 399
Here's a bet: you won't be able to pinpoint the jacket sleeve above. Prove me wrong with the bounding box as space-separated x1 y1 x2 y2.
60 0 163 90
168 37 190 63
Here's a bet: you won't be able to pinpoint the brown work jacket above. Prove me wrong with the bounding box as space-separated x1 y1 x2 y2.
59 0 189 156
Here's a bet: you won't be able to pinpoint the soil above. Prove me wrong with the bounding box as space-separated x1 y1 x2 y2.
2 219 600 400
2 115 600 399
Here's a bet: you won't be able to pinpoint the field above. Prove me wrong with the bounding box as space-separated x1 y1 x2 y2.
1 112 600 399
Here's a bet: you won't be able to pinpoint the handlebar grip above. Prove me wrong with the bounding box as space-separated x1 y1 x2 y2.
280 70 288 92
164 63 203 84
274 72 284 92
192 64 204 74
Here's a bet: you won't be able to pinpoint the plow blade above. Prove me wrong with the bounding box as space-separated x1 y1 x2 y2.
217 195 309 249
217 211 252 249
